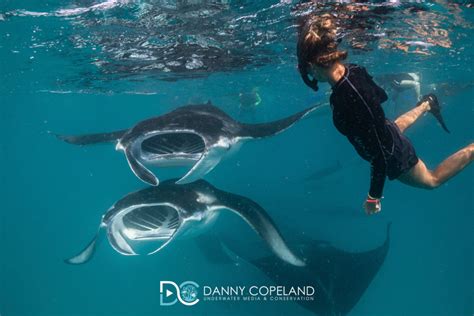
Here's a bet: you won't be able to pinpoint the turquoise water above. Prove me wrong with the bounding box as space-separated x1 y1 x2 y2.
1 1 473 315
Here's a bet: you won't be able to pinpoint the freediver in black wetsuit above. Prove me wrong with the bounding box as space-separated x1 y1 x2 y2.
297 14 473 214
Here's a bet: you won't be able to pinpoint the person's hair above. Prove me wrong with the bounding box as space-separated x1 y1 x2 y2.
297 14 347 91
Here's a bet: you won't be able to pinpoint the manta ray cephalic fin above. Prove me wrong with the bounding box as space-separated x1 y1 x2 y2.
125 148 159 186
64 227 104 265
175 146 227 184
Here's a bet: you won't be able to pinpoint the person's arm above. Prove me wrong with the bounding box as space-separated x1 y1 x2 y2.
363 145 387 215
359 67 389 213
369 157 386 199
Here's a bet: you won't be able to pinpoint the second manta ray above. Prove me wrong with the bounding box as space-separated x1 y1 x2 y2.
65 179 305 267
58 102 318 185
200 223 391 316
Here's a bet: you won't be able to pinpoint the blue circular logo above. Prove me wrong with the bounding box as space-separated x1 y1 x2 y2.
180 281 199 303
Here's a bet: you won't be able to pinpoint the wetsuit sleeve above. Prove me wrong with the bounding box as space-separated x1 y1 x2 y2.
370 158 386 198
366 88 388 199
360 67 389 198
336 65 391 198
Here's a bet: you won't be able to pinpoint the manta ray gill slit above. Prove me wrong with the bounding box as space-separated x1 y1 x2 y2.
141 132 206 161
112 204 182 255
108 204 181 255
121 205 181 240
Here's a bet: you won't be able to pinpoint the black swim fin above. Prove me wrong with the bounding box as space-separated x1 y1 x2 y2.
418 94 450 133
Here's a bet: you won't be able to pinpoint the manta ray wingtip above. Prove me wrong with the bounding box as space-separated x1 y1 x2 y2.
52 132 72 143
293 257 307 267
53 132 89 146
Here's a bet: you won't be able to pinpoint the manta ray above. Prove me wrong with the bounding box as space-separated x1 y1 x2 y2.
199 223 391 316
57 102 318 186
65 179 305 267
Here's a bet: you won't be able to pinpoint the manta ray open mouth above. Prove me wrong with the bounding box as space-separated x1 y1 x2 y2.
141 132 205 157
109 204 182 255
123 205 181 239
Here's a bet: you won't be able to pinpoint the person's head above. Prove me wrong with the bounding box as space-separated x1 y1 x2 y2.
297 14 347 91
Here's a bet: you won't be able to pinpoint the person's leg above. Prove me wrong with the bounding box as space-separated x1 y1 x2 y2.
394 100 430 133
398 143 474 189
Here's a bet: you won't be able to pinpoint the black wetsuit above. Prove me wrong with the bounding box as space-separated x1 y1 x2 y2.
330 64 419 198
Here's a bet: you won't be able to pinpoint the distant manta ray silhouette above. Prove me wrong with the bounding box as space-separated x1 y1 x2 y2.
57 102 318 185
197 223 391 316
65 179 305 267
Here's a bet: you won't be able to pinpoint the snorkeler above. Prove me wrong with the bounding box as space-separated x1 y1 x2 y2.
238 87 262 120
239 87 262 110
297 14 473 215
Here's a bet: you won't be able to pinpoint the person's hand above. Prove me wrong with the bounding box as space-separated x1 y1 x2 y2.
364 196 382 215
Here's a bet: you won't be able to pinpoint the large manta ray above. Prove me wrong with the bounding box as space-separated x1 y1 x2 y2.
57 102 317 185
199 223 391 316
65 179 305 267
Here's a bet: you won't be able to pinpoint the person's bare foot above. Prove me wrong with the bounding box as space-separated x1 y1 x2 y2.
420 100 431 112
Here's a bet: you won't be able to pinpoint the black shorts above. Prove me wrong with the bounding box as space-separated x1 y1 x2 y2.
385 120 419 180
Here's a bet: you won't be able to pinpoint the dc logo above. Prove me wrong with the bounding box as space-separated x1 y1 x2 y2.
160 281 200 306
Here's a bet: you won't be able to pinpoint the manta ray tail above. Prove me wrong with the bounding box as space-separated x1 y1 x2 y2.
217 190 305 267
64 228 103 265
55 129 128 145
239 105 319 138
